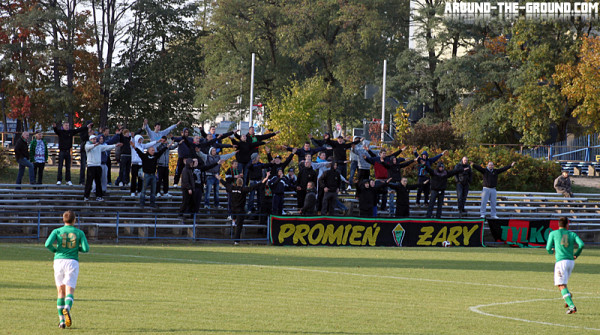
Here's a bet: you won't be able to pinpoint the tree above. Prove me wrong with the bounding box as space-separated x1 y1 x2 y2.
266 76 330 147
110 0 201 128
554 35 600 133
0 0 49 132
197 0 409 133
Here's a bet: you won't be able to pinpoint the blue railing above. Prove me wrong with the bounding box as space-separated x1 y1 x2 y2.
0 210 269 243
523 134 600 161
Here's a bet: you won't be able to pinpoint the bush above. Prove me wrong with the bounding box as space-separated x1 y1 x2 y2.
398 146 561 192
400 121 465 150
0 147 10 175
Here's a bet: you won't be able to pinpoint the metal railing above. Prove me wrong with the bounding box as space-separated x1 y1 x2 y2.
523 134 600 162
0 210 269 243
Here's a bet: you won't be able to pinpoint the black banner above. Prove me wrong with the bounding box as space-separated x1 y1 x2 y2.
269 216 484 247
488 218 559 247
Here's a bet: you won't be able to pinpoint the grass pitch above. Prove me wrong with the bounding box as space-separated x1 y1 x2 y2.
1 243 599 334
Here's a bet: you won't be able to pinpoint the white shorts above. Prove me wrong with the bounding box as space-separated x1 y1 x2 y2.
53 259 80 289
554 259 574 286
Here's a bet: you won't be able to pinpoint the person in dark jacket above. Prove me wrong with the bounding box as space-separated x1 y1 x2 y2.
29 131 48 184
414 150 447 206
357 179 389 217
246 153 272 213
424 162 460 219
172 127 191 186
296 156 319 209
384 156 417 213
454 156 473 216
473 161 516 218
53 122 91 185
179 158 196 215
218 171 269 244
309 133 334 158
233 127 280 155
265 146 295 176
132 142 168 208
15 132 35 187
326 135 361 190
114 128 132 187
268 168 289 216
319 162 342 216
299 182 317 215
230 133 268 183
193 158 222 212
285 142 325 163
388 177 423 218
156 137 178 197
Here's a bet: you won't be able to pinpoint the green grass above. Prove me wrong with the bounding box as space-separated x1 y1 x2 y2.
1 244 599 334
573 184 600 194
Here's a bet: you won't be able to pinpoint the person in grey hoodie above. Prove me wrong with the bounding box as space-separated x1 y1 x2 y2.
142 118 180 147
198 146 238 208
84 135 122 201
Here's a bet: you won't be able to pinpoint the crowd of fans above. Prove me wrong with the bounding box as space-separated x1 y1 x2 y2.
21 119 592 221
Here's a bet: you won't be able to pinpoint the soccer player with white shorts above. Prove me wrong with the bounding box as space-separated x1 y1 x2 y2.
45 210 89 328
546 217 584 314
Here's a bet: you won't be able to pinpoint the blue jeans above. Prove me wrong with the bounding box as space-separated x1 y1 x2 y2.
247 180 259 212
349 161 358 185
205 176 220 207
388 191 396 213
140 173 157 206
16 158 35 186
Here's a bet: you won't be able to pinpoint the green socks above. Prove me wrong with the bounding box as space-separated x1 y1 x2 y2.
57 298 65 321
561 288 574 308
65 294 74 311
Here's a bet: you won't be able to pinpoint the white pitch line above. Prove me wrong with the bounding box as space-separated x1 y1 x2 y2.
469 297 600 331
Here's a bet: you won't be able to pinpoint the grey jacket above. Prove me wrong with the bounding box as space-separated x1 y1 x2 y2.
157 142 178 167
198 148 236 175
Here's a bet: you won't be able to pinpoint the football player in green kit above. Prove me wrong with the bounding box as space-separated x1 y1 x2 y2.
546 217 584 314
45 210 89 328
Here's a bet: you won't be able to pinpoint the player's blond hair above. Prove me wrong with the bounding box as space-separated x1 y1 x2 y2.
63 210 76 225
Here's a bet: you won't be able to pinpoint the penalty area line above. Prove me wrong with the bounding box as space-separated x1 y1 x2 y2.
469 297 600 331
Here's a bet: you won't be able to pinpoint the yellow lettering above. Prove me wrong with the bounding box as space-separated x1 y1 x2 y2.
432 226 448 246
293 224 310 245
323 224 345 245
308 224 324 245
462 225 479 246
349 225 365 245
362 224 380 246
278 224 295 243
417 227 434 245
447 226 462 246
342 224 352 244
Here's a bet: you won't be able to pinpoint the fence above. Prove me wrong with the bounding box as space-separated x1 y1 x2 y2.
523 134 600 162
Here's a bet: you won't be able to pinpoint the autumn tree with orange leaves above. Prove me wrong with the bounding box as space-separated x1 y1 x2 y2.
554 35 600 133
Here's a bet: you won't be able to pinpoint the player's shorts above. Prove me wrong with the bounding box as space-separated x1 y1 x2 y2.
554 259 574 286
53 259 80 288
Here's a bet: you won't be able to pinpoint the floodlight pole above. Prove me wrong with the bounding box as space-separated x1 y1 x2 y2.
249 53 256 128
381 59 387 143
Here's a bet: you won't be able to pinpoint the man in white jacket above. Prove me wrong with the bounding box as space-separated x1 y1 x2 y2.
130 134 157 197
84 135 122 201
